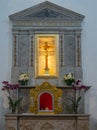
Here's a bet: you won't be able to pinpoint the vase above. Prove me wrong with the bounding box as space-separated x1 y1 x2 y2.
65 79 74 86
65 80 73 86
19 80 28 86
12 107 16 114
66 82 72 86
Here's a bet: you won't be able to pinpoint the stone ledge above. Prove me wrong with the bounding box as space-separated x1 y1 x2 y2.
5 113 89 117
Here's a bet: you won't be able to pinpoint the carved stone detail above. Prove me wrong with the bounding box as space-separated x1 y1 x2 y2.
8 127 16 130
26 8 72 19
13 35 17 66
40 122 54 130
64 35 75 66
60 35 64 66
9 1 84 22
76 35 81 67
18 35 29 67
5 115 89 130
19 89 30 113
30 36 34 66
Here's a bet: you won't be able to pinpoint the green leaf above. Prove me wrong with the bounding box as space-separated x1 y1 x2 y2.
7 96 22 109
67 96 81 113
8 96 14 107
14 97 23 107
76 96 81 104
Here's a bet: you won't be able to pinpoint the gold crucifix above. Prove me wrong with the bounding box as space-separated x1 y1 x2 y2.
40 42 53 74
36 34 58 77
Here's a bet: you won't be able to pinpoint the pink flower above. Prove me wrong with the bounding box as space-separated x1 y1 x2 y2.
75 80 81 85
1 81 19 92
72 86 81 91
2 81 9 85
72 82 87 92
80 85 87 89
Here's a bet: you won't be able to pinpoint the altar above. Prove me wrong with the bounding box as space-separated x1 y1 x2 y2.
5 1 90 130
5 82 90 130
5 114 89 130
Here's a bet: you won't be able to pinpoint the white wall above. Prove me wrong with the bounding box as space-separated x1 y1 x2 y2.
0 0 97 129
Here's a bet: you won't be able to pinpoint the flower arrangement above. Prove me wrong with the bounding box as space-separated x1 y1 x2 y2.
69 80 87 113
18 73 29 85
1 81 22 113
64 73 75 86
63 80 87 114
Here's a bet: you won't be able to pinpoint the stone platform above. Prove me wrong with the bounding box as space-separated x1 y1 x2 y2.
5 114 89 130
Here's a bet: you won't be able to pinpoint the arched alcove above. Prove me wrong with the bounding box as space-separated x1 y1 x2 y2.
39 92 53 111
30 81 62 114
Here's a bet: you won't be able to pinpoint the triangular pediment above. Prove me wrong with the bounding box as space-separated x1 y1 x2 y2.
24 8 72 19
9 1 84 21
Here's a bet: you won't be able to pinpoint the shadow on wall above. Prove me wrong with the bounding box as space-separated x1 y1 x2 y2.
0 97 10 130
84 85 97 130
90 117 97 130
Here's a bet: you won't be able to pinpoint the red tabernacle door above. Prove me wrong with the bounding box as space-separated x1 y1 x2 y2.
39 93 53 110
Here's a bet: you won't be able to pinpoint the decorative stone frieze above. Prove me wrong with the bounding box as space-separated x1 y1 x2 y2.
5 114 89 130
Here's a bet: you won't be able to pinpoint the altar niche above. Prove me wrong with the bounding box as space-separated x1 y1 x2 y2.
35 34 59 78
30 81 62 114
39 92 53 111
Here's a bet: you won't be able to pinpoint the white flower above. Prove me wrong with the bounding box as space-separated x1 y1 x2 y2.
18 73 29 81
64 73 75 81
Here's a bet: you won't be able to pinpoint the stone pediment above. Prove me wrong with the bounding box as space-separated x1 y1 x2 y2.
24 8 72 19
9 1 84 21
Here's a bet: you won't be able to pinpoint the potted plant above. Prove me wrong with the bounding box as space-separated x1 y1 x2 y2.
69 80 87 113
18 73 29 85
1 81 22 113
68 96 81 114
8 96 22 113
64 73 75 86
